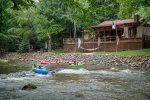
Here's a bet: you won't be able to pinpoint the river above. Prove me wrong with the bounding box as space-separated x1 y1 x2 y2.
0 60 150 100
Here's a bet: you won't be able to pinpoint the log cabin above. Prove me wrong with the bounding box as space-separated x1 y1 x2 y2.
63 15 150 52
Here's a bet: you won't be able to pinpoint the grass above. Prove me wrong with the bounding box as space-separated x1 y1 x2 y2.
51 49 64 53
49 49 150 56
96 49 150 56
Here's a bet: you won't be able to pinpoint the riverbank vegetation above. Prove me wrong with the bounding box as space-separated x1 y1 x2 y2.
96 49 150 56
0 0 150 53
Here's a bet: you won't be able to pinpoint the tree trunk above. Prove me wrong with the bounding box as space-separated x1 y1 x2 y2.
45 41 48 50
48 34 52 51
74 20 77 52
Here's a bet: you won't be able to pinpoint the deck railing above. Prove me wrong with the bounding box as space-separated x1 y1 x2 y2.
63 37 142 44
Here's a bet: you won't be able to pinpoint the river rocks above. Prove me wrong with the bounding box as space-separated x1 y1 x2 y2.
4 52 150 70
74 92 84 98
22 83 37 90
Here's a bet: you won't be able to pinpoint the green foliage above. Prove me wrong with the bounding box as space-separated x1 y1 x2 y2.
117 0 139 19
11 0 34 10
9 6 47 52
0 0 149 52
38 0 64 34
60 0 97 29
18 34 30 53
0 0 35 52
96 0 119 20
49 24 64 34
137 6 150 21
117 0 150 20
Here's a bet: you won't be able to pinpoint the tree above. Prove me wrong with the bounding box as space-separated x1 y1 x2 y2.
60 0 100 52
40 24 63 51
117 0 150 19
0 0 34 52
138 6 150 21
9 7 47 52
38 0 65 51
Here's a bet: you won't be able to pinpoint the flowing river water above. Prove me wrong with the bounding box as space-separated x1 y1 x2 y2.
0 60 150 100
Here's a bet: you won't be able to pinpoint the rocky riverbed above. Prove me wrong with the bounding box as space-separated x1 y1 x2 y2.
3 52 150 70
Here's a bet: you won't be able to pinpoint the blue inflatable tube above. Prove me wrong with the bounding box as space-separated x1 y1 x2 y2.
32 68 48 74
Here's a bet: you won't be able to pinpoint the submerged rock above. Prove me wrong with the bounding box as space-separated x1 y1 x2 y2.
22 83 37 90
74 92 84 98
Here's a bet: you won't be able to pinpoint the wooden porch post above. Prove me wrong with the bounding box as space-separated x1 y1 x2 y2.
93 32 94 52
109 30 111 41
104 30 106 52
82 30 84 52
73 20 77 52
116 27 118 52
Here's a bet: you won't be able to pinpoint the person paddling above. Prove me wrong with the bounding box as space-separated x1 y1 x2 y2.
38 65 43 69
33 64 37 68
56 59 59 63
73 60 77 65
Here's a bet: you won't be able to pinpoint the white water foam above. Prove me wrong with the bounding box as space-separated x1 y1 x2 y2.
56 68 90 74
34 74 51 78
110 67 119 71
90 70 117 75
121 69 132 73
120 69 144 75
0 71 51 81
6 77 29 80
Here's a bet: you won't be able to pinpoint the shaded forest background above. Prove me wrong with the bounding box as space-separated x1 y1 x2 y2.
0 0 150 53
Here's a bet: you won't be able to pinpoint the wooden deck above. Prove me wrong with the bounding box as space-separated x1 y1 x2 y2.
63 37 143 52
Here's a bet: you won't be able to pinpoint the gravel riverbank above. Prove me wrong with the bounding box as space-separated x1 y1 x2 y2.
3 52 150 70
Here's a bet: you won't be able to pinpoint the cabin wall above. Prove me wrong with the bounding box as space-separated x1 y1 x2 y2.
123 26 129 38
63 44 75 52
84 34 89 40
143 27 150 36
137 26 143 37
137 26 150 37
142 27 150 48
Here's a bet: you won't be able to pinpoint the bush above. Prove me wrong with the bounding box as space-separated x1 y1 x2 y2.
18 35 30 53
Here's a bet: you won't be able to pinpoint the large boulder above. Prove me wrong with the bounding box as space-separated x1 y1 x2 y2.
22 83 37 90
